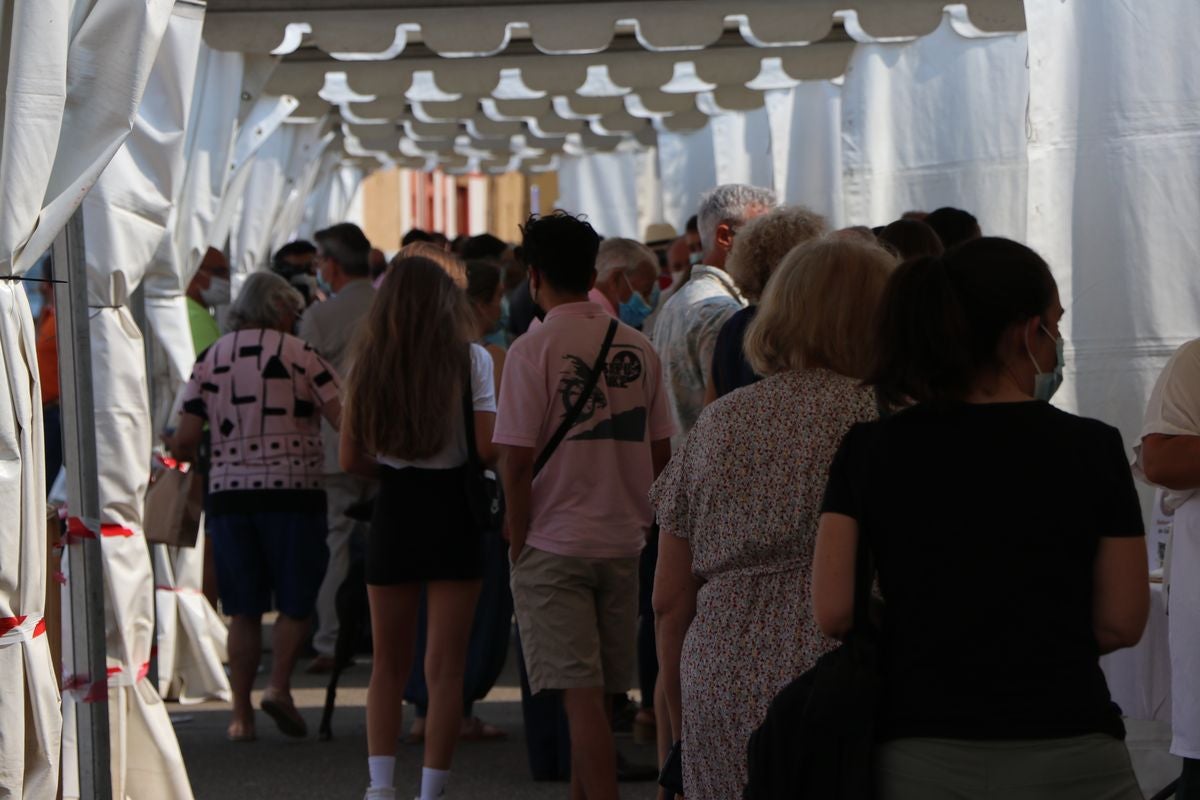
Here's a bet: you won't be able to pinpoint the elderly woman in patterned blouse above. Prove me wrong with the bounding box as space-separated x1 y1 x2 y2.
650 237 897 800
174 271 342 743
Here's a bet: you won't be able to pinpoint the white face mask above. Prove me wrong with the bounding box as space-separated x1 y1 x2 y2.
200 277 231 307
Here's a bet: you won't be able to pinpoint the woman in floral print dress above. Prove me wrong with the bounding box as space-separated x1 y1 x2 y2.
650 237 896 800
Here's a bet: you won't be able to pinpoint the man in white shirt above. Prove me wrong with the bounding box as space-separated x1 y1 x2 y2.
298 222 376 672
652 184 776 446
1135 338 1200 799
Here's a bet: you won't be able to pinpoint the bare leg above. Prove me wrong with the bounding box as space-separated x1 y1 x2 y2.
423 579 482 769
655 680 671 800
267 613 311 695
563 686 618 800
366 584 421 756
227 615 262 738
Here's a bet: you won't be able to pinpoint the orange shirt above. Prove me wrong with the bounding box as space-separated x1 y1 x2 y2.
37 307 59 406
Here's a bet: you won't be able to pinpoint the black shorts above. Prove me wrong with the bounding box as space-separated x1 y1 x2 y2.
366 465 484 585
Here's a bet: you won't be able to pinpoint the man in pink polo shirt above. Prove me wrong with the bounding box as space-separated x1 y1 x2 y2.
495 212 675 800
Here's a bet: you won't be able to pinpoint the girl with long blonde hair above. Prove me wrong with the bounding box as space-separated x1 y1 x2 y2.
341 254 498 800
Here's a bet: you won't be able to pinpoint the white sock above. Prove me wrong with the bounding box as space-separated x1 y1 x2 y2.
368 756 395 789
419 767 449 799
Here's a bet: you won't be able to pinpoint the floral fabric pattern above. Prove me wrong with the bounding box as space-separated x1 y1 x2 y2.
649 369 879 800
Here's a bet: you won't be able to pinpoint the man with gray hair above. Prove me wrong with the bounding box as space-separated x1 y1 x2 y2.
588 237 661 330
652 184 776 444
299 222 376 672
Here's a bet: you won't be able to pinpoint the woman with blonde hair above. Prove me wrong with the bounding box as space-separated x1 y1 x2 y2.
341 254 498 800
651 237 896 800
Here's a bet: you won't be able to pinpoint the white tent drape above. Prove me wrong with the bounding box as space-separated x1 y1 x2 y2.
269 121 337 254
557 150 642 238
0 0 175 795
839 8 1029 236
763 81 844 226
60 3 203 798
1024 0 1200 454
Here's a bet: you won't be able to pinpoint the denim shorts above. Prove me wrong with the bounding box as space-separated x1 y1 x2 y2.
206 510 329 618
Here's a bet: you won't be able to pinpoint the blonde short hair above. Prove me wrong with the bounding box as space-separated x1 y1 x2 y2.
744 237 896 379
726 205 827 302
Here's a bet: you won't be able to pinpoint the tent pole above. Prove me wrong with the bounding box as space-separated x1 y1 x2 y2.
52 208 114 800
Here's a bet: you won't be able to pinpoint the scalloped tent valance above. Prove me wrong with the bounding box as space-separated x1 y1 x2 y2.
202 1 1026 173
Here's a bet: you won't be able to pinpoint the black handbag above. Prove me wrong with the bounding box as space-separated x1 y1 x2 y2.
462 360 503 531
743 523 881 800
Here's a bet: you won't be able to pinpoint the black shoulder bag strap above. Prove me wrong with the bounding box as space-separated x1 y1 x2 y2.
533 318 619 478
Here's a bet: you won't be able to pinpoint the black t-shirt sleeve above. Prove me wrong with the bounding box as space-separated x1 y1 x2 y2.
1092 425 1145 538
822 423 866 519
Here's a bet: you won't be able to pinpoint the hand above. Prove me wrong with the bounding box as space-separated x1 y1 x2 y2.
509 542 523 563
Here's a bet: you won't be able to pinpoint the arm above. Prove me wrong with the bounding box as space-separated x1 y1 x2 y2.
321 396 342 433
474 411 498 466
169 413 205 462
499 444 534 560
1140 433 1200 490
811 512 860 641
486 344 506 396
652 530 700 741
1093 536 1150 654
651 437 672 480
338 416 378 479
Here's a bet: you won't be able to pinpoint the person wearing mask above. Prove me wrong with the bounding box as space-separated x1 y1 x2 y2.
185 247 231 354
299 222 377 673
340 254 498 800
590 237 661 330
1135 341 1200 800
272 240 320 305
652 184 776 446
495 212 675 800
173 271 342 742
811 238 1148 800
404 258 511 744
652 238 895 800
707 205 827 401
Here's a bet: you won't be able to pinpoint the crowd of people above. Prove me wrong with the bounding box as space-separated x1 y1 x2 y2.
161 180 1200 800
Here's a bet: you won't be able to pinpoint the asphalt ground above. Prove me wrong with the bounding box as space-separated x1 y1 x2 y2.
174 625 663 800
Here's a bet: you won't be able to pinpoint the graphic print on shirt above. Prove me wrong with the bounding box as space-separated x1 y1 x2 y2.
554 343 648 442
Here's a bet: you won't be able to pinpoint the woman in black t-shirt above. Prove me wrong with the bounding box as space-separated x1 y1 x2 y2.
811 238 1149 800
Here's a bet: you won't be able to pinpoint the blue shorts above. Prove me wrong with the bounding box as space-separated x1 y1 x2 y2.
206 510 329 618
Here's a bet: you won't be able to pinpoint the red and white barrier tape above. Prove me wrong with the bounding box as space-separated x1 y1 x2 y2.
0 614 46 647
63 661 151 703
65 517 136 543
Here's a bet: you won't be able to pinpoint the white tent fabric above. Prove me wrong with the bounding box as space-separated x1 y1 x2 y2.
269 121 337 254
229 119 313 278
152 540 230 705
763 81 844 226
298 155 365 239
1025 0 1200 464
0 0 176 795
59 3 202 798
839 8 1029 235
557 151 641 238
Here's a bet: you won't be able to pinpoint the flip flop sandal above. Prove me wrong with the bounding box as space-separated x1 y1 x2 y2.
261 695 307 738
460 716 506 741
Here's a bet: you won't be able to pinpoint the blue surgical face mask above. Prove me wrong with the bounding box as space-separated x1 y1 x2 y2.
688 251 703 266
315 271 333 297
1028 324 1065 402
618 274 654 329
647 282 661 311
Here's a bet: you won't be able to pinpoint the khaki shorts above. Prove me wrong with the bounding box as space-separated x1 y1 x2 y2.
510 545 639 695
